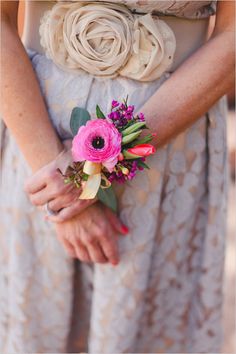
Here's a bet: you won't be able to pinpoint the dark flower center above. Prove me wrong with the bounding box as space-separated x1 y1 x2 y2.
92 136 105 149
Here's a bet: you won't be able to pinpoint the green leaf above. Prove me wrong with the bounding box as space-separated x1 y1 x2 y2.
97 186 117 213
122 130 142 145
130 134 153 146
137 160 150 170
122 122 146 136
70 107 91 136
123 95 129 108
122 120 134 129
122 150 142 159
82 174 89 181
96 105 106 119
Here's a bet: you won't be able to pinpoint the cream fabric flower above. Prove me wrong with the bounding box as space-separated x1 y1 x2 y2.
40 2 133 77
119 14 176 81
40 2 176 81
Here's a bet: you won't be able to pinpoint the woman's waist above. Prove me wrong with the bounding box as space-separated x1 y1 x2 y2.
22 1 210 76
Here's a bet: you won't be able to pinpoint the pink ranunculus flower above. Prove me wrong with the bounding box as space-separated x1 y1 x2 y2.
72 119 122 172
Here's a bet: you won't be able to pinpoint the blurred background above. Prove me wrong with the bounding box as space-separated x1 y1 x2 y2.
17 1 235 353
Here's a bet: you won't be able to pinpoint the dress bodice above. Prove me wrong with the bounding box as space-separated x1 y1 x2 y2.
55 1 217 19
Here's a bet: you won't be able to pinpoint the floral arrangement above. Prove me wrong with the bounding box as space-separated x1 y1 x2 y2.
64 97 156 212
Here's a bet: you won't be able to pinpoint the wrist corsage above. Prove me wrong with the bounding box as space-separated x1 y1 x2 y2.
63 97 156 212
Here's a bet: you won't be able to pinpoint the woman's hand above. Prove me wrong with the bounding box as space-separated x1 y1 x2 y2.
24 141 95 222
55 202 129 265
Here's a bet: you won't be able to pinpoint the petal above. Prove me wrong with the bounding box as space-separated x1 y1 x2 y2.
127 144 156 156
103 157 118 172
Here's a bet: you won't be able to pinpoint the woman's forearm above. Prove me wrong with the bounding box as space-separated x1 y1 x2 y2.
143 9 234 148
1 9 63 172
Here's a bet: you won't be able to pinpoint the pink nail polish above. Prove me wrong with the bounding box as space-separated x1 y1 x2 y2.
112 260 119 266
121 225 129 234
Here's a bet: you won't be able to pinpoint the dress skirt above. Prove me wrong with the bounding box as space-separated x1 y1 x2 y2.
0 49 228 353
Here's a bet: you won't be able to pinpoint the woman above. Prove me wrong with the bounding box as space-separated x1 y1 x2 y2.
0 0 234 353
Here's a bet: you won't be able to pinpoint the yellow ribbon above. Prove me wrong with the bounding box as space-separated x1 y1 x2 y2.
79 161 102 200
79 161 112 199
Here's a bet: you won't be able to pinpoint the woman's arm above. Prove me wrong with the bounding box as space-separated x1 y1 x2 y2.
1 1 63 171
1 2 86 215
142 0 235 147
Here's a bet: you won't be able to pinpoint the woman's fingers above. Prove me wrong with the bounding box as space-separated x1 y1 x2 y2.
54 202 126 265
29 181 74 207
46 199 96 223
29 188 53 206
24 162 58 193
104 207 129 236
58 235 77 258
80 225 118 265
74 240 92 263
24 173 46 194
86 240 108 264
47 190 80 212
24 164 59 194
98 234 119 265
25 166 72 204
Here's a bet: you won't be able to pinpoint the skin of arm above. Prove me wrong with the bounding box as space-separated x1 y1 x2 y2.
1 1 63 172
141 0 235 148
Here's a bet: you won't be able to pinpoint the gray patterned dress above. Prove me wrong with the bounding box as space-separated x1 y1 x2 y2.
0 1 228 353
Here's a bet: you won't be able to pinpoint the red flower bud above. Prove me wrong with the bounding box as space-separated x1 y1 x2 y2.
127 144 156 157
118 153 124 161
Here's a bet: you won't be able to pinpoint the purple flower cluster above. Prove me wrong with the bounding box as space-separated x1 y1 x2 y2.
108 99 145 129
108 159 145 183
127 161 138 180
103 98 148 183
139 112 145 122
108 171 126 184
111 100 119 108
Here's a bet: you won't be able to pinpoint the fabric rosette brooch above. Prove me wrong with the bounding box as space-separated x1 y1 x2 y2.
64 98 156 212
39 1 176 81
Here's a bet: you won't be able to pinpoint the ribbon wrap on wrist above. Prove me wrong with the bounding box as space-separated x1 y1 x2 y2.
79 161 112 199
79 161 102 199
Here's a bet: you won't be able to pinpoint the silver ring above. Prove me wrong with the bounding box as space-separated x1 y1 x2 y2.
45 202 60 217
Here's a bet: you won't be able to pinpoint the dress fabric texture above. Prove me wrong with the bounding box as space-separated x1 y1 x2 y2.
0 1 228 353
